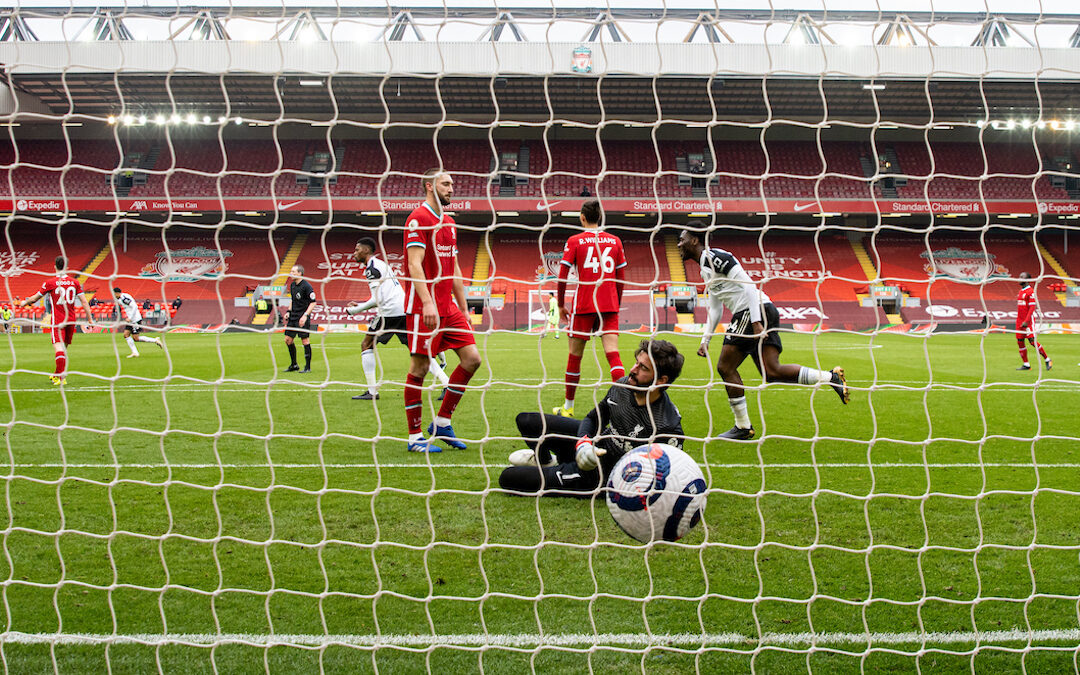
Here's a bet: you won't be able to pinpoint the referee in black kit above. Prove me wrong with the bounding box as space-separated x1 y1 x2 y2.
283 265 317 373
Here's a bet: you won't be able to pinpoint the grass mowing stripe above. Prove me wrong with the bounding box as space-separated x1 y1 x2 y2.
7 462 1080 469
2 628 1079 648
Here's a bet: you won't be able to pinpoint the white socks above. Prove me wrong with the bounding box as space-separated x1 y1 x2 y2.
125 336 138 355
564 398 574 410
798 366 833 385
361 349 377 395
428 357 450 386
729 396 751 429
434 416 451 428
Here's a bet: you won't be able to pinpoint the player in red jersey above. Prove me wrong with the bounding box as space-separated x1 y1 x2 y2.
1015 272 1051 371
18 256 95 385
552 198 627 417
401 169 483 452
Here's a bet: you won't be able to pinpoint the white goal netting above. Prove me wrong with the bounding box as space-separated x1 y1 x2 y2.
0 3 1079 672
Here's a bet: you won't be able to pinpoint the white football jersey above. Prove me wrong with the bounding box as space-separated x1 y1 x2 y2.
699 247 770 323
365 256 405 317
117 292 142 323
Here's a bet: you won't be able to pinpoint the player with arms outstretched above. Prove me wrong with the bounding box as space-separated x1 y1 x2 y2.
18 256 94 385
500 339 685 496
112 287 162 358
346 236 449 400
553 198 627 417
678 226 848 440
1015 272 1051 371
401 169 482 452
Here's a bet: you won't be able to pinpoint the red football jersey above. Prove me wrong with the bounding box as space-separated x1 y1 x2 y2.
402 203 459 316
1016 285 1036 327
560 229 627 314
39 275 84 325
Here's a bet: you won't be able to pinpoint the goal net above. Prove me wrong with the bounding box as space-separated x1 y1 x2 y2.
1 3 1078 672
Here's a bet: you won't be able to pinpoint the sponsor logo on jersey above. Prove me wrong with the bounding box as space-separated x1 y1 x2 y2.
920 247 1008 283
139 246 233 281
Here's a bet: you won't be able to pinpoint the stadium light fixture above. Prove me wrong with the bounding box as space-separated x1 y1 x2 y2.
122 114 134 125
560 211 581 217
1067 120 1077 131
496 211 519 216
862 83 886 90
236 211 264 217
299 79 324 86
300 210 322 215
63 122 83 127
171 114 182 125
138 115 147 125
1021 119 1032 129
186 113 197 124
1006 120 1017 129
688 212 711 217
154 114 166 125
202 115 211 124
975 120 986 128
625 213 648 217
234 117 243 125
107 115 117 124
217 116 227 124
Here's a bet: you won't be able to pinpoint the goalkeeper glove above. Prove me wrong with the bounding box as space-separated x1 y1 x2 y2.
575 437 605 471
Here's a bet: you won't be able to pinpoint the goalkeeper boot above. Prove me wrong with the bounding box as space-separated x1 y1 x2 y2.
352 392 379 401
1045 358 1053 371
552 405 574 418
508 449 557 468
719 425 755 441
49 375 65 386
407 436 441 453
829 367 849 404
427 422 467 450
1016 364 1031 371
285 364 300 372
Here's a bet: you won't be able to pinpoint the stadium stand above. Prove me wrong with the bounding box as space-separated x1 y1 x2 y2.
11 138 1076 200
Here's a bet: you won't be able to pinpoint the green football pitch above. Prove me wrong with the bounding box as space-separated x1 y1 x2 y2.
0 329 1078 673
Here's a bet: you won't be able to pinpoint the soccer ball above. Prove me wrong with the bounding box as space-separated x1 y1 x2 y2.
606 443 707 543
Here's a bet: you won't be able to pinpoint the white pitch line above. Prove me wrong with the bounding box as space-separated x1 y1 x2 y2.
7 462 1080 470
1 628 1079 648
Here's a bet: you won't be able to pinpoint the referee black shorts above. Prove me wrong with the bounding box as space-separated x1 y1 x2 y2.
368 314 408 346
723 302 783 355
284 316 312 339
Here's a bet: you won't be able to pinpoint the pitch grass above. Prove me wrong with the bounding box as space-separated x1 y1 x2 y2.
0 328 1078 673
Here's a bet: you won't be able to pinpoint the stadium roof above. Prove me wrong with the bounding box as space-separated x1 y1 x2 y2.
2 6 1080 124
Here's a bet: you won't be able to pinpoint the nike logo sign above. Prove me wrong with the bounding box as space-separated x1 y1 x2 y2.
535 200 562 211
277 200 302 210
793 202 816 212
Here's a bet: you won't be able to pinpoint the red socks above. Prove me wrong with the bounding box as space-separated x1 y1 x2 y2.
55 352 67 376
404 373 424 434
436 366 474 419
605 350 625 381
564 353 583 402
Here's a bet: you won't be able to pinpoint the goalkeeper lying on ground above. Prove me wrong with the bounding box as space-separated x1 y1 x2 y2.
498 339 685 496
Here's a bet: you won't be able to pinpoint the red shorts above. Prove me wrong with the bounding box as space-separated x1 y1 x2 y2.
1016 326 1035 341
408 308 475 357
569 312 619 340
50 324 76 346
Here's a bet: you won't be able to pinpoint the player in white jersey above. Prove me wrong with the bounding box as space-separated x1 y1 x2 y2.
346 237 449 400
677 226 848 440
113 287 163 358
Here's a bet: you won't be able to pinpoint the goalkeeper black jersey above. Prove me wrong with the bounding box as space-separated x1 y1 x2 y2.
579 376 684 471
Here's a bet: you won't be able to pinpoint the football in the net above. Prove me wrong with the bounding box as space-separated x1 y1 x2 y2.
606 443 707 543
